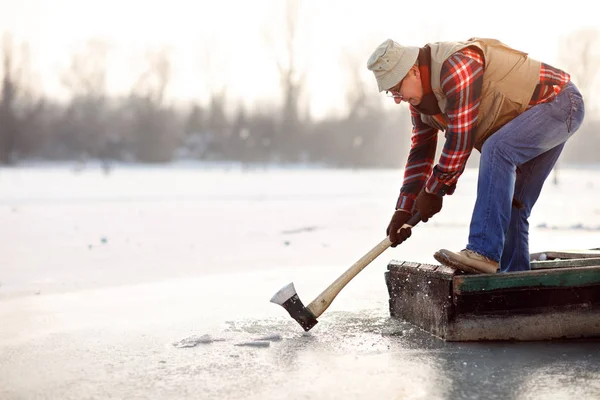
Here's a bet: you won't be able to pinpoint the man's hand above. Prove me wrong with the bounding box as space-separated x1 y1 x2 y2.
386 210 413 247
415 188 443 222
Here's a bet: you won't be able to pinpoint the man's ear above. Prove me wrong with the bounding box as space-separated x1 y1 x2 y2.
412 65 420 80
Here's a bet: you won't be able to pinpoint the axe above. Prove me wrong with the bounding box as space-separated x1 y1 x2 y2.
270 213 421 331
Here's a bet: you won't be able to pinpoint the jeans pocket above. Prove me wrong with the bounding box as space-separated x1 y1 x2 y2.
566 91 584 134
548 85 583 134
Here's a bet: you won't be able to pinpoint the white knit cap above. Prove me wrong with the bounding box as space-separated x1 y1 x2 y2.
367 39 419 92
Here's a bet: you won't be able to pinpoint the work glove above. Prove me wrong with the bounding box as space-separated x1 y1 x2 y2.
415 188 443 222
386 210 413 247
512 197 524 209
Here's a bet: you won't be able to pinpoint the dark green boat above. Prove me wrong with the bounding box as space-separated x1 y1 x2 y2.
385 249 600 341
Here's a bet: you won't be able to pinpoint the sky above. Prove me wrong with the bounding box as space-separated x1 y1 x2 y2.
1 0 599 118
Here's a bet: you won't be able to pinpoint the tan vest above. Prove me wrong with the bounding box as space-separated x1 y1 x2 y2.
419 38 541 151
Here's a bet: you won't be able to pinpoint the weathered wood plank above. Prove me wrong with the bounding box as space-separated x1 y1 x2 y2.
387 260 404 270
454 265 600 294
531 257 600 270
436 265 457 275
416 263 438 272
385 263 454 339
446 305 600 341
530 249 600 261
389 261 454 279
454 285 600 314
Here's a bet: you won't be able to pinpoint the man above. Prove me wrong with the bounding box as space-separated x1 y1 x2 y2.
367 38 585 274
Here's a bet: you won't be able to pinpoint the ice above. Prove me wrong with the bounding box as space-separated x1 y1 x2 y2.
253 334 283 342
1 164 599 400
172 334 226 348
234 341 271 348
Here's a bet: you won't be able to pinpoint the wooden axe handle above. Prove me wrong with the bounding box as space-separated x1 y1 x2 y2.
306 213 421 318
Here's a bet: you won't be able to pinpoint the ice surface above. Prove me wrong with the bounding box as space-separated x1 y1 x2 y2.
1 164 599 400
253 334 283 342
234 341 271 348
172 334 225 348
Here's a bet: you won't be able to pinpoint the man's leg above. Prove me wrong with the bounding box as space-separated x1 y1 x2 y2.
467 82 585 266
501 144 565 272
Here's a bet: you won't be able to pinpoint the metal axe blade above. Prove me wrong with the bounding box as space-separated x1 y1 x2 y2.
270 282 318 331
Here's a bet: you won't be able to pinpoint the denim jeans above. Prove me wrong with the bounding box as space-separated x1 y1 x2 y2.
467 81 585 272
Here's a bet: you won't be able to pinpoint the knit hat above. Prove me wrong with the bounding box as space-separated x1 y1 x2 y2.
367 39 419 92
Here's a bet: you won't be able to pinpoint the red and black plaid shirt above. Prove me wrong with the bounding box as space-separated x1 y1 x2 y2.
396 47 570 212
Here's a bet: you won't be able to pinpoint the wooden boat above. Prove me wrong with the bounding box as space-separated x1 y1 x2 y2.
385 249 600 341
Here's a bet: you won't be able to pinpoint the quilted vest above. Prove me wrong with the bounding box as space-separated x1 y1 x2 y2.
419 38 541 150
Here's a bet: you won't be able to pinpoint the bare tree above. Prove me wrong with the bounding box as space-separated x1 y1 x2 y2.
131 47 171 106
0 38 50 161
554 28 600 183
0 34 42 164
197 44 230 158
61 39 110 99
263 0 308 161
0 34 20 164
128 47 179 163
60 39 112 164
277 0 305 129
335 48 417 168
341 50 382 122
558 27 600 112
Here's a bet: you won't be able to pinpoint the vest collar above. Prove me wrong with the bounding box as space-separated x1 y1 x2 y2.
411 45 442 116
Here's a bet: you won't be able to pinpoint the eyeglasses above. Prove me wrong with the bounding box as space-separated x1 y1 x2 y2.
385 90 403 100
385 78 405 100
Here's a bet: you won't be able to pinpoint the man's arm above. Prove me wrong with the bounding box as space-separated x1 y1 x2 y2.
396 108 438 213
424 48 484 196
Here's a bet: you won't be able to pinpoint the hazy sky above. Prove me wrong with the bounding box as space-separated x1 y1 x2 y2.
1 0 599 117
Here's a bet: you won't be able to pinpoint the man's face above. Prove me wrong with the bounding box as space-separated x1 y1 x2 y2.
386 66 423 106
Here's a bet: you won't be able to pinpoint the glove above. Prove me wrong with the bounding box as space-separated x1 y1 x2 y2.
415 188 443 222
386 210 413 247
512 197 524 209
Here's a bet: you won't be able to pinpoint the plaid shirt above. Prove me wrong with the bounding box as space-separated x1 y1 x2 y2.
396 47 570 212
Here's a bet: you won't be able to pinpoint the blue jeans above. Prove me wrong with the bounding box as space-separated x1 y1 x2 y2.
467 81 585 272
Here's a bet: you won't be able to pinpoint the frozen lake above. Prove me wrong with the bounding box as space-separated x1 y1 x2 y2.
1 163 599 399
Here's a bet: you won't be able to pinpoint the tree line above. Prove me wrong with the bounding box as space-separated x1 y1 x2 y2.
0 24 598 168
0 33 417 168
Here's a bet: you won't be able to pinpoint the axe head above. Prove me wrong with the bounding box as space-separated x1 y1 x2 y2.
270 282 318 332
